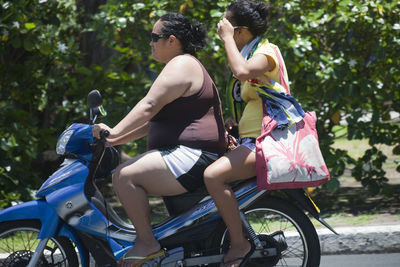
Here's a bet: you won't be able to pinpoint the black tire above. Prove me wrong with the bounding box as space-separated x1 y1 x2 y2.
213 197 321 267
0 220 79 267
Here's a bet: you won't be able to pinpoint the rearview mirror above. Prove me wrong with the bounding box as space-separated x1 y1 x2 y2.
87 90 103 109
87 90 106 124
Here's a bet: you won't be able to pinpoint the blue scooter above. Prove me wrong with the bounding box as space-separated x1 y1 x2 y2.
0 90 336 267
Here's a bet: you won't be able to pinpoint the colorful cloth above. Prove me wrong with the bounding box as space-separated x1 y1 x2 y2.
255 81 305 129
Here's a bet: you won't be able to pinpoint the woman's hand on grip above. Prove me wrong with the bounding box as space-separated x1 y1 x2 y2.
92 123 112 139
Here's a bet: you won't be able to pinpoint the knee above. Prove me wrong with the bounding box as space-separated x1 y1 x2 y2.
112 167 122 192
112 165 135 191
204 164 221 187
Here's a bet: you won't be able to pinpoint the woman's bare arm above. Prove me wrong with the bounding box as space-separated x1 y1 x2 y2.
103 55 203 141
218 18 274 81
107 122 149 146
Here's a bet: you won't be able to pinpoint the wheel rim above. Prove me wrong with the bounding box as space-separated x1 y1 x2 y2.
0 226 70 267
220 208 308 267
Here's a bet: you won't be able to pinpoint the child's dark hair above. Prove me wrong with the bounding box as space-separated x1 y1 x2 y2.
227 0 270 37
160 13 207 56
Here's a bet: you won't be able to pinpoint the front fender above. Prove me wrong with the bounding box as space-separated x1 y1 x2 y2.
0 199 90 266
0 199 61 238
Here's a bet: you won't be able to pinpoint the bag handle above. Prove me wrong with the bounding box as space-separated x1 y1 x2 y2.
272 47 290 95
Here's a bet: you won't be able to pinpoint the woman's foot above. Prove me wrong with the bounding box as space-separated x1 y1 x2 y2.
220 240 254 267
118 241 162 267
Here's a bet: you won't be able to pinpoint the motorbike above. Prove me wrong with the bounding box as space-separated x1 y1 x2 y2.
0 90 337 267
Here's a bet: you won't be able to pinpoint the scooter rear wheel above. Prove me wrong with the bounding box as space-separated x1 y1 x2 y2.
0 219 79 267
213 196 320 267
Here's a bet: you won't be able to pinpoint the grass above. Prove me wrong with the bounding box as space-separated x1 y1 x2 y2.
0 231 39 252
332 125 395 159
311 214 381 229
331 125 399 184
333 138 395 161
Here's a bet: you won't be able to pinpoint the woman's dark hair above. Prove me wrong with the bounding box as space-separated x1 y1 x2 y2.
227 0 270 37
160 13 207 56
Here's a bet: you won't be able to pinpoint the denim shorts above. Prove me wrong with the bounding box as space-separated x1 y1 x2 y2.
238 137 256 152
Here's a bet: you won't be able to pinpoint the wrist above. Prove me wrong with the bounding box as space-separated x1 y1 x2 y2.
222 35 235 44
108 128 118 139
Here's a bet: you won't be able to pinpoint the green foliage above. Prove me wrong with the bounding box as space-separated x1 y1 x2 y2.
266 0 400 193
1 0 84 205
0 0 399 207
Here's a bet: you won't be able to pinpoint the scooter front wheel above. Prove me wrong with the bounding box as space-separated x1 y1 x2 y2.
0 219 79 267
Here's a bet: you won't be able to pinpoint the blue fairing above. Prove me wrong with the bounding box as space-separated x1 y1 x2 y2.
58 123 93 161
0 200 90 266
36 123 93 197
36 159 89 197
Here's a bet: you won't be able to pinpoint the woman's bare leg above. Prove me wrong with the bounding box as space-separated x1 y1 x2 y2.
204 146 256 267
113 150 187 267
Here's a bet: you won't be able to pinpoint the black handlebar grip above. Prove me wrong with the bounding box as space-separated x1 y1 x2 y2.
101 130 110 138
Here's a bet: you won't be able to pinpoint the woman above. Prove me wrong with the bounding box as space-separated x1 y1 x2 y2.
203 1 290 266
92 13 227 267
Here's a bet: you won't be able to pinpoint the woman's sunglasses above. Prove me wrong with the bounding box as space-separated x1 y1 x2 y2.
233 26 248 30
151 33 169 42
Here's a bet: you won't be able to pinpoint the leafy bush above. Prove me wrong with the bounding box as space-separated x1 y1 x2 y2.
0 0 399 207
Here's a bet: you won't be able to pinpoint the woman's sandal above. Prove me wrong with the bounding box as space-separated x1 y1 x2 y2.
119 249 165 267
221 242 255 267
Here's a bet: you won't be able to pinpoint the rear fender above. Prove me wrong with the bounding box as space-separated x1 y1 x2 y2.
0 199 90 266
283 189 338 235
283 189 320 218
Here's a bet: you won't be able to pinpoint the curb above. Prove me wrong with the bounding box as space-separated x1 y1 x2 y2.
317 225 400 255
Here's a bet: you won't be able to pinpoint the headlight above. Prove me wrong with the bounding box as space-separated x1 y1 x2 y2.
56 129 74 155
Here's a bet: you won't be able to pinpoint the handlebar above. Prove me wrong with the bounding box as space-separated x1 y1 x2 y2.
101 130 110 139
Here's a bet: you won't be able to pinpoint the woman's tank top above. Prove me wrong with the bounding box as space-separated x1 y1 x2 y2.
147 56 227 154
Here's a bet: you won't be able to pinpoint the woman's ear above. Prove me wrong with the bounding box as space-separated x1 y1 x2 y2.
168 35 177 45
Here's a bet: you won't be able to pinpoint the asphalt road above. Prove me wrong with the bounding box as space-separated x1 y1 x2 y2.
320 253 400 267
